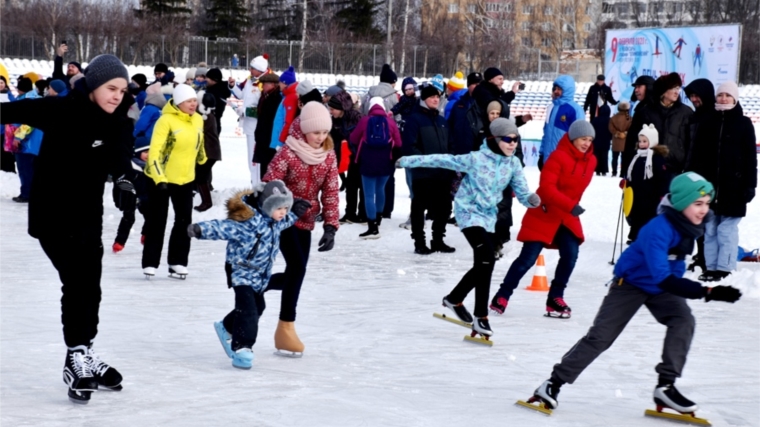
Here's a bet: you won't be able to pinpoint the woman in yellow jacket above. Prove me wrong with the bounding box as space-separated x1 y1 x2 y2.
142 83 207 278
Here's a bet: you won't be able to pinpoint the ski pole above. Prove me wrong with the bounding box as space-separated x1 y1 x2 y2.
609 194 624 265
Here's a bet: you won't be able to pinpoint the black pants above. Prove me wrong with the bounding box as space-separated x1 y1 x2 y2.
411 178 452 241
195 159 217 184
495 185 514 244
266 226 311 322
538 155 544 171
258 148 276 179
0 145 15 173
611 151 622 175
345 161 366 218
222 286 266 351
142 182 194 268
381 174 395 218
446 227 495 318
39 235 103 348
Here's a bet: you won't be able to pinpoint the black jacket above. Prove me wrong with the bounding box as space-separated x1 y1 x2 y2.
689 103 757 217
684 78 716 169
0 80 134 239
584 83 618 120
402 102 451 181
252 88 282 163
205 82 232 131
623 100 692 174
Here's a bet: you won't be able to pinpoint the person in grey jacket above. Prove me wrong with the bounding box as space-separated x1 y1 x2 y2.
361 64 399 117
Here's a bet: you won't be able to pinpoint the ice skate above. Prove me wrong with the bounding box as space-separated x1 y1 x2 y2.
433 312 472 328
63 345 98 404
143 267 156 279
516 379 561 415
442 296 473 323
645 383 710 425
399 216 411 230
464 317 493 346
274 321 304 358
232 348 254 369
112 242 124 253
489 296 508 315
168 265 188 280
87 346 123 391
545 297 572 319
359 220 380 240
214 322 234 358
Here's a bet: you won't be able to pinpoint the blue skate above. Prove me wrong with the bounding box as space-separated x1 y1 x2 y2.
232 348 254 369
214 322 234 358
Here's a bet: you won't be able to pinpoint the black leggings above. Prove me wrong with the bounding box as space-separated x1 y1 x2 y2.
266 226 312 322
446 227 496 318
222 285 266 351
142 182 194 268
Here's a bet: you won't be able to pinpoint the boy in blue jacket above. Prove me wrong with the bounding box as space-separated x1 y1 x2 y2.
398 118 540 338
188 181 310 369
528 172 741 415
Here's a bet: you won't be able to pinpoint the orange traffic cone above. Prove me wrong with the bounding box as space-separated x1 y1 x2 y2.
526 254 549 291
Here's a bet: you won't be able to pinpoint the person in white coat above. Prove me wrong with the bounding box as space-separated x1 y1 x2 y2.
228 54 270 186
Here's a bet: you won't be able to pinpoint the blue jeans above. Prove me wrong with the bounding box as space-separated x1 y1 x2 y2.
361 175 390 221
15 152 35 199
405 168 414 199
495 226 580 300
704 215 741 272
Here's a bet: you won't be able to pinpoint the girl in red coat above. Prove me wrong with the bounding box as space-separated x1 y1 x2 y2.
262 101 340 356
490 120 597 318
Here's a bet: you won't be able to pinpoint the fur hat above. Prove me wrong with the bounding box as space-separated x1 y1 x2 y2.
172 84 197 107
250 54 269 72
296 79 314 96
618 101 630 111
490 117 519 137
299 101 332 134
715 81 739 103
568 120 595 141
280 66 296 86
654 72 682 98
255 180 294 217
206 68 223 83
487 100 502 114
84 54 129 91
638 124 659 147
379 64 397 84
669 172 714 212
420 84 440 100
484 67 503 82
447 71 466 91
258 72 280 84
369 96 385 111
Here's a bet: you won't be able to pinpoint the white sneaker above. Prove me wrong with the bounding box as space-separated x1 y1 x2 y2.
143 267 156 276
169 265 188 275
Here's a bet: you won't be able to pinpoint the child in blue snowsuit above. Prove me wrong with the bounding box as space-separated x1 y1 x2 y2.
529 172 742 414
398 118 540 338
188 180 310 369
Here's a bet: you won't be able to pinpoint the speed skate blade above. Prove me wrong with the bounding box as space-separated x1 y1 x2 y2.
274 350 303 358
644 409 711 426
433 312 472 328
463 335 493 346
515 399 552 415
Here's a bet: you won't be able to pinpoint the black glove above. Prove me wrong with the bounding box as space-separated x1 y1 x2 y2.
746 188 756 204
571 205 585 217
187 224 201 238
703 285 742 303
115 175 136 194
318 225 337 252
291 198 311 218
157 182 169 191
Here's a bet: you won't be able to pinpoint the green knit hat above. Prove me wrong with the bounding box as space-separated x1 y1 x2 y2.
669 172 714 211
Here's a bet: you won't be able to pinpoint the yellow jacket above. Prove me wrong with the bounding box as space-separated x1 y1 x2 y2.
145 100 207 185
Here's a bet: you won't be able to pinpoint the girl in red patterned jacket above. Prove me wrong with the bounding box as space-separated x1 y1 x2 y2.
262 101 340 357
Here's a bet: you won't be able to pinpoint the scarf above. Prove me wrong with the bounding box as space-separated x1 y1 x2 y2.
714 102 737 111
626 148 654 181
285 135 328 165
658 197 713 257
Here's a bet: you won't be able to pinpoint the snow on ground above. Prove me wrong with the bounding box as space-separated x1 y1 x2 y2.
1 111 759 426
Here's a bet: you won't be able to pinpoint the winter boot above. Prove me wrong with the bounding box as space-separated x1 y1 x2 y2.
63 345 97 404
232 348 254 369
194 183 213 212
442 296 474 323
214 321 234 358
274 320 304 356
654 383 698 413
533 378 563 410
546 297 572 318
414 238 432 255
87 346 123 391
490 296 509 315
473 317 493 336
359 220 380 240
431 239 456 253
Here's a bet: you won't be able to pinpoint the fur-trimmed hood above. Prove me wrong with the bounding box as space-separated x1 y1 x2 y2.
226 189 256 222
653 145 670 157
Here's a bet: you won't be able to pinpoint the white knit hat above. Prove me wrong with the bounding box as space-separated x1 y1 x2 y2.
186 68 196 80
715 81 739 103
369 96 385 111
250 55 269 72
299 102 332 134
173 84 197 107
638 124 659 147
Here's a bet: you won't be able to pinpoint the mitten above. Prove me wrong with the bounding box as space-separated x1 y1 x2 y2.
571 205 585 217
703 286 742 303
527 193 541 208
187 224 202 238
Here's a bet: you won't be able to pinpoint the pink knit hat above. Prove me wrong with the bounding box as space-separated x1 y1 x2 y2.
299 101 332 134
715 81 739 103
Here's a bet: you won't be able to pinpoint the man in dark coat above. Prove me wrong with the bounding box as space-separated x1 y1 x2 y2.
52 43 83 87
403 84 454 255
204 68 231 133
584 74 618 121
253 72 282 178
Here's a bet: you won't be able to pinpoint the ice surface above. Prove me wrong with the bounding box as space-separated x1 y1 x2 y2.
1 111 758 426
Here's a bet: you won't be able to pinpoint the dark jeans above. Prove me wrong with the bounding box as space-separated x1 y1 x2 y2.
361 175 390 221
258 148 276 180
266 226 311 322
142 182 194 268
0 144 15 173
16 152 35 199
345 161 366 219
39 235 103 348
115 205 148 246
222 286 266 351
611 151 622 175
411 178 452 241
495 226 580 300
552 282 694 384
447 227 496 318
382 174 395 218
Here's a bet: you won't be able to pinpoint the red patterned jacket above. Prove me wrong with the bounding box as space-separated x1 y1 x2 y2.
263 145 341 231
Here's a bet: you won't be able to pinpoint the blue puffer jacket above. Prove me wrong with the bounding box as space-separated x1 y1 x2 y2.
399 142 533 232
541 75 584 160
443 88 467 120
197 190 297 292
269 99 286 150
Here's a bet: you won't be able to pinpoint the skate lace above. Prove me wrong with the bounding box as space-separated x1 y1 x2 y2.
86 349 109 377
553 297 568 308
69 351 92 378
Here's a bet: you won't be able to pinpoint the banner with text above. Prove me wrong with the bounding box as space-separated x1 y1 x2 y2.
604 24 741 103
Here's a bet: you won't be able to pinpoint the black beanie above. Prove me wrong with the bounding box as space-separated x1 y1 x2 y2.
327 96 344 111
206 68 223 83
300 88 323 106
380 64 397 84
420 84 440 100
16 77 33 93
154 63 169 74
68 61 82 73
467 72 483 86
484 67 503 82
131 73 148 90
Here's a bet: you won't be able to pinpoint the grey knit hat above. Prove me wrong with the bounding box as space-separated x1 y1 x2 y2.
195 67 208 78
84 54 129 91
296 80 314 96
490 118 519 137
568 120 595 141
258 180 294 217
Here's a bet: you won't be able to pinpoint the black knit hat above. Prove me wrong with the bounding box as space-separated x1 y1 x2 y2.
654 72 682 98
16 77 33 93
68 61 82 73
467 72 483 86
380 64 397 84
154 63 169 74
85 54 129 91
484 67 503 82
597 74 605 81
206 68 223 83
300 88 323 105
420 84 440 100
131 73 148 90
327 96 344 111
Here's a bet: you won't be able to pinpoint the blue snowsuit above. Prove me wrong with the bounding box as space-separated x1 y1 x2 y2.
540 75 584 161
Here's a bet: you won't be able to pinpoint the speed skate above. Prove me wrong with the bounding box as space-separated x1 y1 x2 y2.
433 313 493 346
515 397 553 415
644 406 712 426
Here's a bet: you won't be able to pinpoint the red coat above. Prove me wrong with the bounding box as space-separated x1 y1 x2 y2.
263 145 341 232
278 83 300 143
517 134 596 247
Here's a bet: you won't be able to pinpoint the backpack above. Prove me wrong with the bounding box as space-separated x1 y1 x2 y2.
365 115 390 147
